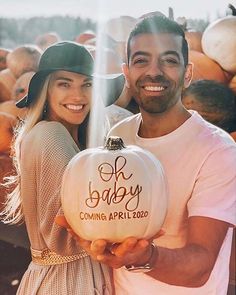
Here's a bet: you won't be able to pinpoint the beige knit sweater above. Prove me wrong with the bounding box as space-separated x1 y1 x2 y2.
17 121 113 295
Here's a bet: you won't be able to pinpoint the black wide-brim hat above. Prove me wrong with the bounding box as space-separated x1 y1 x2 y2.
16 41 125 108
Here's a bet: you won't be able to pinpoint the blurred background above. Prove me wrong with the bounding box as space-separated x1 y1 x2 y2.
0 0 233 49
0 0 235 294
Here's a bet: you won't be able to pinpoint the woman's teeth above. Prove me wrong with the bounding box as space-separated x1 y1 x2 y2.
66 104 83 111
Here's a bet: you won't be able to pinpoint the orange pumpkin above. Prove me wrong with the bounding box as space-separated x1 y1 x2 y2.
0 112 17 154
228 75 236 94
0 48 11 71
230 131 236 142
202 16 236 74
0 69 16 102
185 31 203 52
35 32 61 51
0 100 27 119
0 81 11 103
12 71 35 101
189 50 230 84
223 70 233 82
6 45 42 79
91 48 122 74
75 31 96 45
104 16 137 42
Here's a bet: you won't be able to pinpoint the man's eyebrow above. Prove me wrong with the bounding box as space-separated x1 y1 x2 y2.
130 50 181 61
161 50 181 60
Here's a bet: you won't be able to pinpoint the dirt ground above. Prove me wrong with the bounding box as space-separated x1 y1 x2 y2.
0 240 234 295
0 240 31 295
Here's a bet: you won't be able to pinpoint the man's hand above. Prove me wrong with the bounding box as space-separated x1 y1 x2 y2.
95 237 151 268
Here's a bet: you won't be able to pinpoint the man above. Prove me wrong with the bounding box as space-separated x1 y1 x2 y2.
182 79 236 294
57 15 236 294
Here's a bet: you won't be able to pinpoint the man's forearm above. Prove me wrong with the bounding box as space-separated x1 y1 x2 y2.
147 243 214 287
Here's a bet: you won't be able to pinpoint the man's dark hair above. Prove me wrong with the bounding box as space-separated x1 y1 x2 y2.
127 14 188 66
183 79 236 133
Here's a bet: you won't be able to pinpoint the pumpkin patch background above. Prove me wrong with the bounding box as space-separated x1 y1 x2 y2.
0 1 235 294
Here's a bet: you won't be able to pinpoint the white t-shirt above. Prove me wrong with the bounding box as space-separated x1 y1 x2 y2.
108 111 236 295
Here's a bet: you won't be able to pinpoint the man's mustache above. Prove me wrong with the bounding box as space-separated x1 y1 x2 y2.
137 75 169 85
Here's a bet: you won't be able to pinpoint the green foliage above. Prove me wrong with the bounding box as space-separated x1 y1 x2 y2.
0 15 211 48
187 18 210 32
0 16 96 49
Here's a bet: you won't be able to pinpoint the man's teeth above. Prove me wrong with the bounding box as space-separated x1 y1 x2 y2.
144 86 165 91
66 104 83 110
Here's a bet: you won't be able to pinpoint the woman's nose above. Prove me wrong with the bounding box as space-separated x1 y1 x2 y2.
70 87 86 99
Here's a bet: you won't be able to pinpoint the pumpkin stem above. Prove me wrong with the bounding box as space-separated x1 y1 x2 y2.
168 7 174 20
228 4 236 16
105 136 126 150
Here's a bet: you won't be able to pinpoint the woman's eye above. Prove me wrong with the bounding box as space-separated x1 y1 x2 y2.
84 82 92 88
58 82 70 88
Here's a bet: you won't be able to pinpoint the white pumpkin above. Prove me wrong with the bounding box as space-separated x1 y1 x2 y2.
61 136 168 243
202 16 236 74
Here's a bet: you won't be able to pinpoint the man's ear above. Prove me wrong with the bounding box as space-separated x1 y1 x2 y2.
122 63 130 89
184 63 193 88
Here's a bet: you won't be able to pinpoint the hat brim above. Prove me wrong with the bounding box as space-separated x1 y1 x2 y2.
97 73 125 106
16 70 125 108
15 95 29 108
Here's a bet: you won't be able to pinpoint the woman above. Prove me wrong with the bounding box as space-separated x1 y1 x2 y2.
1 41 123 294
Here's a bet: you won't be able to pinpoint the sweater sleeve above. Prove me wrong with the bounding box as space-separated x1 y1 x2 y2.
35 122 82 255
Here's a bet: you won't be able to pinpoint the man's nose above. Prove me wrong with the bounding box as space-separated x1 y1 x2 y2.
147 61 163 76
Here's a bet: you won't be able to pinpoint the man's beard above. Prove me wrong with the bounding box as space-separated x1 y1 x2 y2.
133 75 184 114
138 95 170 113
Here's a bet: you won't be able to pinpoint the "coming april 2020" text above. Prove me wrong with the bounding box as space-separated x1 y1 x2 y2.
79 210 149 221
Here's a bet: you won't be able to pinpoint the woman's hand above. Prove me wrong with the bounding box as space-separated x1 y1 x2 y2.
55 215 107 260
55 215 164 268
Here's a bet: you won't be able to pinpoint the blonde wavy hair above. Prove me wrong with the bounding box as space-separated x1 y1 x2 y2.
1 75 51 224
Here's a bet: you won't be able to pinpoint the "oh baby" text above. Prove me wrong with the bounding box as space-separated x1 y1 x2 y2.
85 156 142 212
